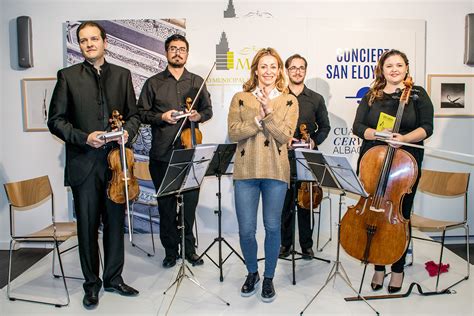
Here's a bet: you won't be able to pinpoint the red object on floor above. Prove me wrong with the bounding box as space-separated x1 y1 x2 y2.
425 260 450 276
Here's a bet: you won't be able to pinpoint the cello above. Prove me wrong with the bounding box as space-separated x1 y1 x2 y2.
340 77 417 265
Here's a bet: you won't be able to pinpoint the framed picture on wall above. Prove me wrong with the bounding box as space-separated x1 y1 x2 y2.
427 74 474 117
21 77 56 131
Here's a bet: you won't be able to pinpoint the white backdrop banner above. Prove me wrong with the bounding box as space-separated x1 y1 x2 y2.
187 17 426 168
184 17 425 233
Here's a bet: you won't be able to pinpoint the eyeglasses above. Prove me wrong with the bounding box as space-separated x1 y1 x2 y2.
288 66 306 73
168 46 188 54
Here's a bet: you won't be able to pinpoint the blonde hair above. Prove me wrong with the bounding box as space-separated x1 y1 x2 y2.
367 49 410 105
243 47 288 93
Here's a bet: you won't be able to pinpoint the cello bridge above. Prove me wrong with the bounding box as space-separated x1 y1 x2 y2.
369 206 384 213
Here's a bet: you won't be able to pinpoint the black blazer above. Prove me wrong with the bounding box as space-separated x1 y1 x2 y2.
48 60 140 186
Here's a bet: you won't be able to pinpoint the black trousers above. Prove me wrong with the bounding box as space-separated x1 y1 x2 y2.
149 159 200 257
280 183 313 250
71 149 124 294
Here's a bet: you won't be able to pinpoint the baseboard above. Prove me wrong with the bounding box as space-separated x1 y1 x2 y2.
0 240 54 250
0 241 9 250
429 234 474 245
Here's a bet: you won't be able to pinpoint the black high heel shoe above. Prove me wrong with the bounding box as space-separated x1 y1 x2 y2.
370 270 386 291
388 272 404 293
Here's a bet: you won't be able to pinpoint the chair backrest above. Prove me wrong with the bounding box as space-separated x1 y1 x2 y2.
3 175 52 208
418 169 470 197
134 161 152 181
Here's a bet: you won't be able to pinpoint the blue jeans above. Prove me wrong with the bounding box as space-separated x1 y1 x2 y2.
234 179 288 278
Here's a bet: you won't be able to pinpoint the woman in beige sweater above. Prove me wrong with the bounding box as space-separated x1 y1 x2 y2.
227 47 298 302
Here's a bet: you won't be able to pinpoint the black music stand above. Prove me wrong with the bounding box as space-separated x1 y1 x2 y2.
157 146 229 315
280 150 330 285
196 143 244 282
295 149 379 315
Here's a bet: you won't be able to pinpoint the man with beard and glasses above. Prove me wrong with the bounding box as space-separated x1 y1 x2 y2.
137 34 213 268
279 54 330 260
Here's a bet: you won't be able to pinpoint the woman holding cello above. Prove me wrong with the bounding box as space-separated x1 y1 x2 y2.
351 49 433 293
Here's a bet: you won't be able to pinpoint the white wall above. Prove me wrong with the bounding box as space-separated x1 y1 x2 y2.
1 0 473 249
0 0 5 248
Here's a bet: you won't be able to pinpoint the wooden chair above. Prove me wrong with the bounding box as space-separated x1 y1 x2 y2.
3 175 76 307
130 160 201 256
411 169 470 292
130 161 158 257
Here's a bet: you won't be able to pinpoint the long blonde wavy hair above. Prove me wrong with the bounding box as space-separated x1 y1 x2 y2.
367 49 410 105
243 47 288 93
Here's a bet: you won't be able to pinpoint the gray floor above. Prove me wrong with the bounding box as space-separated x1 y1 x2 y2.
0 248 52 289
1 243 471 289
1 232 473 315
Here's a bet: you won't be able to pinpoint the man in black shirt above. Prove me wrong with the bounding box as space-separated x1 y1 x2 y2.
279 54 330 259
137 34 212 268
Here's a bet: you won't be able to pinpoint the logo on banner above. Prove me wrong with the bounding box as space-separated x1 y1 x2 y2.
209 31 256 85
215 31 254 71
216 32 235 70
345 86 370 103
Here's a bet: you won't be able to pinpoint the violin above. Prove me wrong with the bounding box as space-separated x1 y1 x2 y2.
340 77 416 265
107 110 139 204
172 62 216 148
297 124 323 210
180 97 203 149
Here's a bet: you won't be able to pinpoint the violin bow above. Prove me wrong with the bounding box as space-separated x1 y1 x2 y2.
119 132 133 242
377 138 474 163
110 111 133 242
172 61 216 146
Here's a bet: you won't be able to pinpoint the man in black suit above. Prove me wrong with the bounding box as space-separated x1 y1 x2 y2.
48 21 140 309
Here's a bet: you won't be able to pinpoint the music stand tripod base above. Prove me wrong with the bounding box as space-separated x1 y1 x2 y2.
294 150 379 315
279 178 330 285
162 195 230 315
300 193 379 316
196 143 244 282
156 147 230 314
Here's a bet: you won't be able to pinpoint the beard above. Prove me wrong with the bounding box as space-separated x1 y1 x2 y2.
168 55 185 68
289 76 304 85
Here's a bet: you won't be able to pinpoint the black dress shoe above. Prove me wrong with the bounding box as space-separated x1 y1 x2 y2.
370 270 386 291
185 253 204 266
83 292 99 308
104 283 139 296
162 255 177 268
388 272 404 294
301 248 314 260
279 246 291 258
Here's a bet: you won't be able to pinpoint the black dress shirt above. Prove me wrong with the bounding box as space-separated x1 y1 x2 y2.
352 85 434 171
290 85 330 146
137 68 213 161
